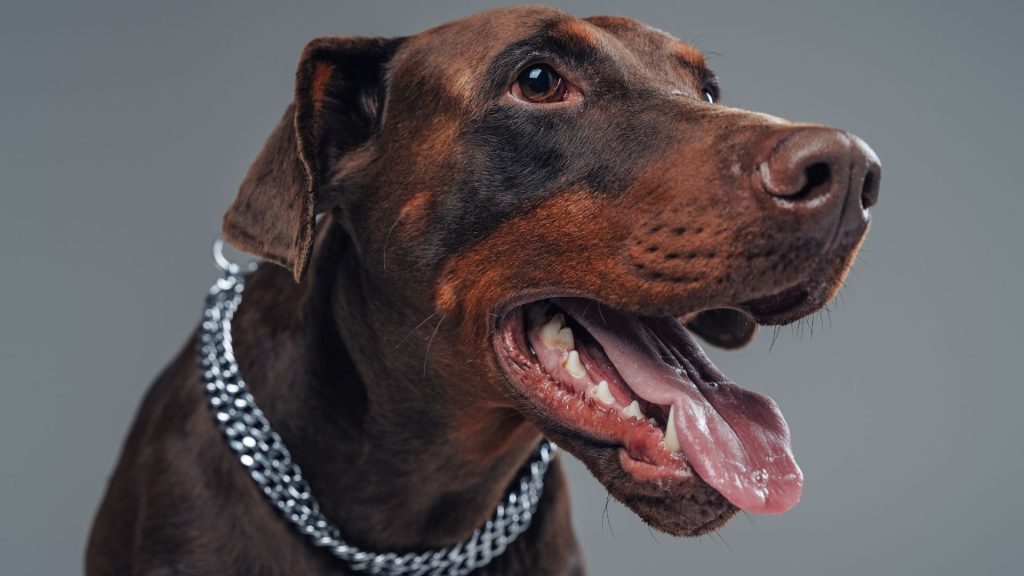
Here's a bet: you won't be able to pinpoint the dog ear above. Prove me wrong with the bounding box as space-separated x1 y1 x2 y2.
222 36 402 281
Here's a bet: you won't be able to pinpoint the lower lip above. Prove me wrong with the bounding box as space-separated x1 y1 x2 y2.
741 285 811 319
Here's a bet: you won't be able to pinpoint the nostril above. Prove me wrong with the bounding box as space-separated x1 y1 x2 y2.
861 164 880 209
760 128 876 209
796 162 832 201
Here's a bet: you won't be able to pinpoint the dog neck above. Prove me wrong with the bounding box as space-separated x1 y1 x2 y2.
229 221 544 551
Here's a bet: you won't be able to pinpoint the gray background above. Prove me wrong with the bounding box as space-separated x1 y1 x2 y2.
2 1 1021 574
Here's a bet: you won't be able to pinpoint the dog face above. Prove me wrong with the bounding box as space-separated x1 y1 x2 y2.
224 6 879 536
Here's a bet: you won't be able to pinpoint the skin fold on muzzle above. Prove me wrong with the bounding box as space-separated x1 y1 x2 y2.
87 6 879 575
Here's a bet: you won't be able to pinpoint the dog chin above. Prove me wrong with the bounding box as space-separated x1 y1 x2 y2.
545 427 739 536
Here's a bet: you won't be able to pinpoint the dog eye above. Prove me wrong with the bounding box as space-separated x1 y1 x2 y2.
513 64 568 104
702 80 719 104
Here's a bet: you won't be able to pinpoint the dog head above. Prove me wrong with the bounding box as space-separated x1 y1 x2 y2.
224 6 879 536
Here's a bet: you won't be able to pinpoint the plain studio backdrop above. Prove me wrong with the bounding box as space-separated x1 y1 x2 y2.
1 1 1021 574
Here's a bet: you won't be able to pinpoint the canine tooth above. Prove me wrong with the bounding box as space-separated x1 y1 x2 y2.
622 400 643 420
664 405 681 453
540 314 574 349
592 380 615 405
563 350 587 379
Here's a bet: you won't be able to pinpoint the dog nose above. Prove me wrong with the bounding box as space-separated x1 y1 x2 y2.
758 127 880 212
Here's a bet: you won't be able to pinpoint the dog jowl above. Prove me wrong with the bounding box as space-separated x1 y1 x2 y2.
90 5 881 575
225 7 879 538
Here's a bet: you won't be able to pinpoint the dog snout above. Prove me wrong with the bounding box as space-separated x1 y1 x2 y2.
757 127 881 225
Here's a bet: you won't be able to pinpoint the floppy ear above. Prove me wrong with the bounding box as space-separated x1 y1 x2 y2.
222 36 401 281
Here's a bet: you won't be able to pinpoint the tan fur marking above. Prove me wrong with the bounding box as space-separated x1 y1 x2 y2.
446 67 478 102
552 19 600 47
395 190 434 237
674 43 706 69
584 15 637 30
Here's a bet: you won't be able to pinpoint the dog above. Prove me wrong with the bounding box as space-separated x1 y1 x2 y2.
87 6 880 575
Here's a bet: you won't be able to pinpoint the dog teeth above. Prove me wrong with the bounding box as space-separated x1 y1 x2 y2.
663 405 681 453
591 380 615 405
622 400 643 420
553 327 574 349
540 313 574 350
562 350 587 379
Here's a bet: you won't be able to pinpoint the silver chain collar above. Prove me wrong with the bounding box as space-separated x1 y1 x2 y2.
198 240 558 575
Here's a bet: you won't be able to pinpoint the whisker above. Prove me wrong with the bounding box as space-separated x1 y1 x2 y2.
602 493 616 540
382 214 403 271
422 313 447 376
713 528 732 550
393 310 440 349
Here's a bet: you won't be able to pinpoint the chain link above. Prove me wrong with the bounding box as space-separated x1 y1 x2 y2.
198 242 557 575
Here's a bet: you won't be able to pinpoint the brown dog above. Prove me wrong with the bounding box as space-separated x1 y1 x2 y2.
87 6 880 575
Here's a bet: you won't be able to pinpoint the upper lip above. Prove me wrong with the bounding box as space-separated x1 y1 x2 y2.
496 282 814 332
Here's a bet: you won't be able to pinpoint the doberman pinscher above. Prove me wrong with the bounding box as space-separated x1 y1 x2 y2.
88 6 880 575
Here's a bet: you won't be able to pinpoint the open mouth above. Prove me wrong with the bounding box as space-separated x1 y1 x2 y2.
494 298 803 516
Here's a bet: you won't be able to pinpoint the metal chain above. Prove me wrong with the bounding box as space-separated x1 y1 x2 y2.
198 239 558 575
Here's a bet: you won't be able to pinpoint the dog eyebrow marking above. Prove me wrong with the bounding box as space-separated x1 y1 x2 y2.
550 19 601 48
672 43 707 74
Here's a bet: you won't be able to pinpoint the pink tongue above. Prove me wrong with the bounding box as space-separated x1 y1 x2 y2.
563 301 803 514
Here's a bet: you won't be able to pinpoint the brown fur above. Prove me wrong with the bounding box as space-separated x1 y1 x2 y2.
88 6 878 574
